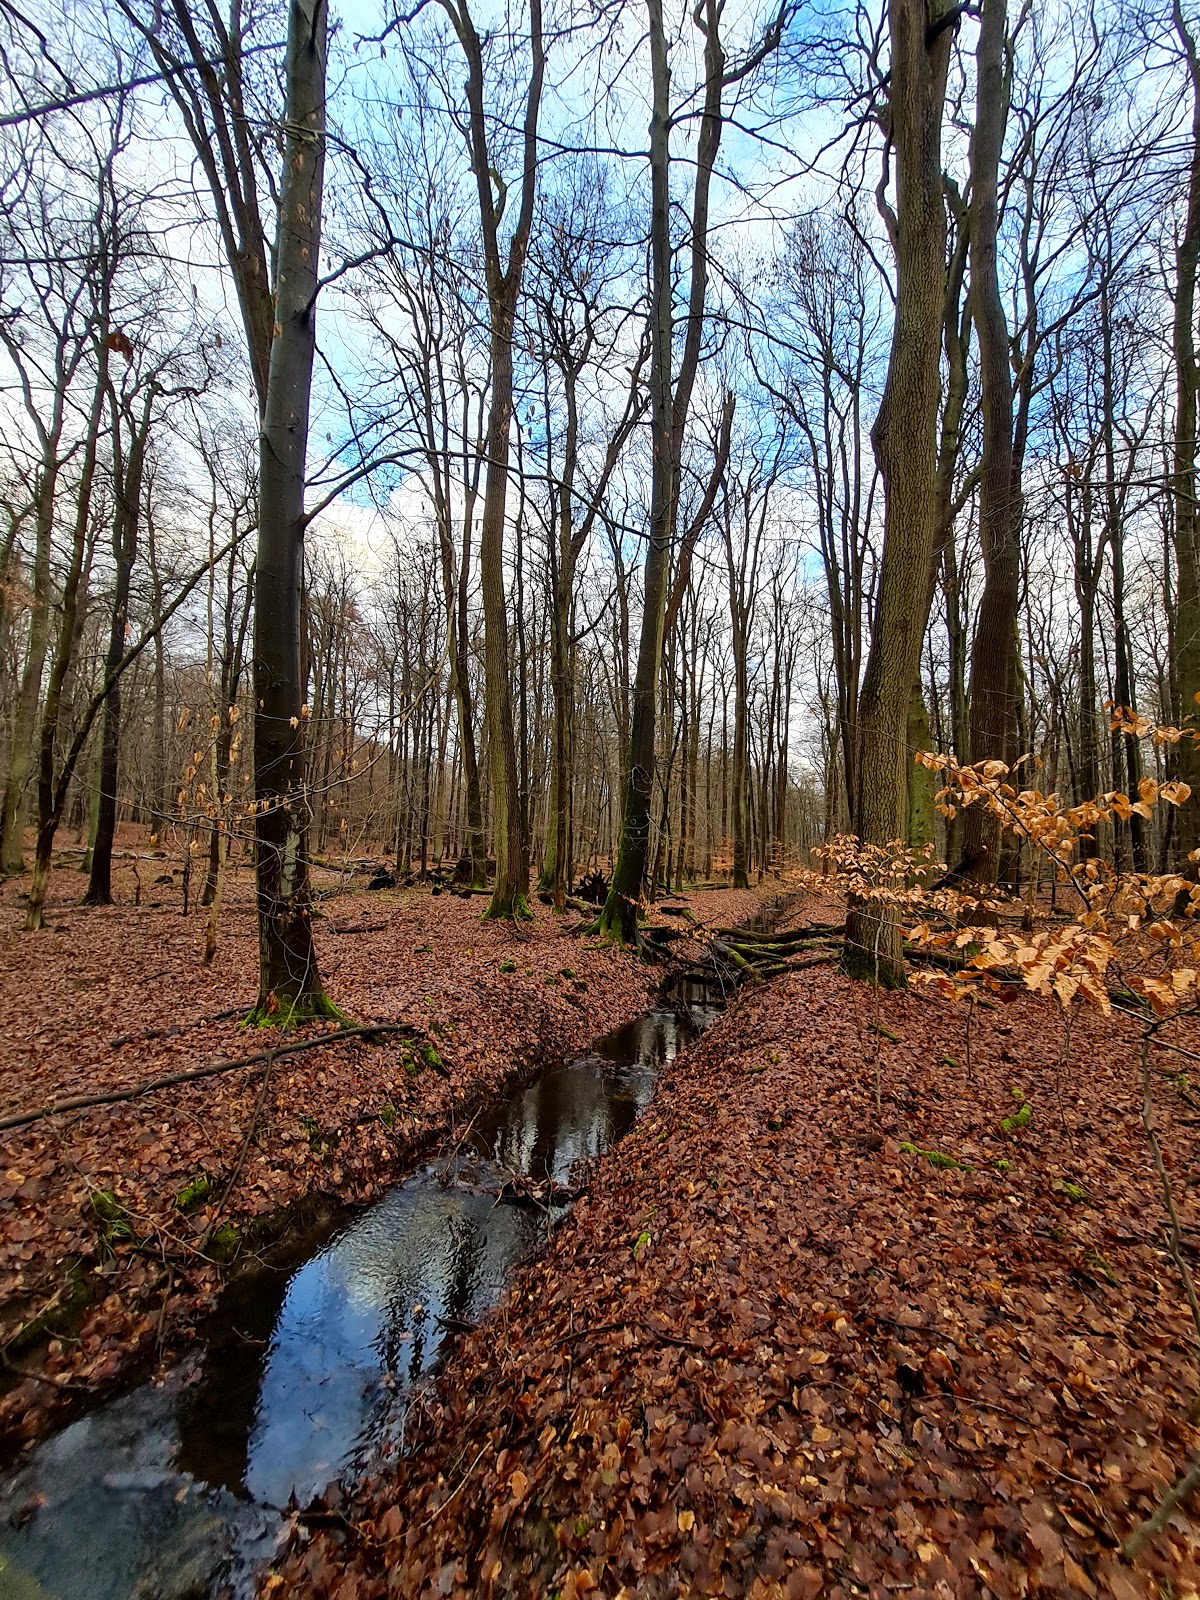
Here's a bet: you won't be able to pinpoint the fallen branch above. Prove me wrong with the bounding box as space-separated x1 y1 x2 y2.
713 923 843 944
110 1005 245 1048
0 1022 419 1133
753 953 838 978
1139 1034 1200 1370
1121 1448 1200 1562
199 1047 278 1252
711 939 759 976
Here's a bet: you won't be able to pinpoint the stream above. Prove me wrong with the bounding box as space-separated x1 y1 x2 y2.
0 976 724 1600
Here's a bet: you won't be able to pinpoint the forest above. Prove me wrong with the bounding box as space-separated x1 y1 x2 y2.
1 0 1199 1594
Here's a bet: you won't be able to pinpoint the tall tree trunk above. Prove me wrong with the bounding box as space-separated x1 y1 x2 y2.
1072 479 1104 853
446 0 545 919
146 504 168 835
87 387 153 905
0 458 58 874
598 0 676 942
1173 0 1200 876
23 358 110 930
961 0 1018 883
845 0 954 984
248 0 332 1021
599 0 777 940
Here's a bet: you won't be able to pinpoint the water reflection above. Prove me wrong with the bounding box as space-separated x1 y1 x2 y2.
0 994 721 1600
180 1181 540 1509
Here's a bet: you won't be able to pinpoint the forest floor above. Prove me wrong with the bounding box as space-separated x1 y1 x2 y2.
0 826 771 1450
270 906 1200 1600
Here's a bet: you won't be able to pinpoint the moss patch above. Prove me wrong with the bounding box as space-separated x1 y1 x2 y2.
175 1174 213 1213
899 1142 972 1173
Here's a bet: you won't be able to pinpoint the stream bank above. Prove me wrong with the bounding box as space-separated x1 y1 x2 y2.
5 888 769 1448
0 890 785 1599
269 937 1200 1600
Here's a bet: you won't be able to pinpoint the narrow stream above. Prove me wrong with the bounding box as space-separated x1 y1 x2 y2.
0 979 723 1600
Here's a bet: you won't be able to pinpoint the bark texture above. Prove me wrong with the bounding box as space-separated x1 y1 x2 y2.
248 0 331 1020
845 0 954 984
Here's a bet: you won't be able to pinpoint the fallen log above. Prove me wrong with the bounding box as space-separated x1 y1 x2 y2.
713 923 844 945
0 1022 420 1134
751 953 837 979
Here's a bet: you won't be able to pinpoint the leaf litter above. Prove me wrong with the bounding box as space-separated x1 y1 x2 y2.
0 866 765 1449
269 943 1200 1599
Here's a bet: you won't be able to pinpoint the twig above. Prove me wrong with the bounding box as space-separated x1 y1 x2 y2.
1056 1011 1077 1155
415 1442 490 1531
1139 1034 1200 1365
110 1005 244 1048
0 1022 419 1132
1 1351 93 1390
1121 1449 1200 1562
199 1050 277 1252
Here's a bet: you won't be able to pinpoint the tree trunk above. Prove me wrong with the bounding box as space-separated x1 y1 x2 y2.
448 0 545 920
23 358 110 930
1177 7 1200 871
844 0 954 985
87 388 153 905
961 0 1018 883
247 0 333 1022
0 458 57 874
597 0 676 943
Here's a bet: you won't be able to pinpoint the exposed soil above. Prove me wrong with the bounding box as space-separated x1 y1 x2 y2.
0 832 772 1450
270 927 1200 1598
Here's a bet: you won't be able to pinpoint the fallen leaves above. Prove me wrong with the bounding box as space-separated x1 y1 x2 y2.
268 944 1200 1599
0 852 764 1446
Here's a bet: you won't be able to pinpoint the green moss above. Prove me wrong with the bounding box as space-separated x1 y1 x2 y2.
899 1142 972 1172
499 960 516 974
559 967 577 980
1084 1248 1119 1286
419 1042 443 1073
208 1222 240 1261
633 1229 651 1257
839 942 908 988
545 975 559 986
994 1159 1012 1174
1001 1102 1033 1135
1059 1180 1088 1204
870 1023 903 1042
379 1102 398 1130
89 1189 137 1243
175 1174 213 1212
482 891 534 923
4 1263 90 1357
243 990 353 1030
